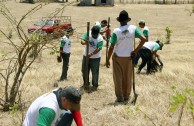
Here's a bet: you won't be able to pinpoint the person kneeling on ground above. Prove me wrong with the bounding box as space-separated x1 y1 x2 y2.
137 40 164 75
23 86 83 126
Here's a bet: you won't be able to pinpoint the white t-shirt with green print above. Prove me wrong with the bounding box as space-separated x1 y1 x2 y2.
110 24 142 57
143 41 160 51
81 31 103 58
60 35 71 53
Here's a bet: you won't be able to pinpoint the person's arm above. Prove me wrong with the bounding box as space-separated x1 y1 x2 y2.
37 107 56 126
60 40 65 57
88 41 103 57
80 32 88 45
152 44 160 61
71 110 83 126
152 50 157 61
133 28 146 55
106 32 116 68
143 29 149 42
156 54 163 66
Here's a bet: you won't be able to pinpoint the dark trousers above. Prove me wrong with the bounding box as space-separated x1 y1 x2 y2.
60 53 70 80
55 110 73 126
138 47 152 73
133 52 140 65
81 56 100 87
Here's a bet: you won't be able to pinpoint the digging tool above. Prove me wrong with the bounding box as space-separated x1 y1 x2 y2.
131 40 138 105
105 17 110 65
85 22 90 92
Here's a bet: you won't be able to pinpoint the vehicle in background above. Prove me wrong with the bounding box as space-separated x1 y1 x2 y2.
28 16 72 39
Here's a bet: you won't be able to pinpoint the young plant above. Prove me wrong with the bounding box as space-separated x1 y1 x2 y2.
192 5 194 13
165 26 173 44
169 86 194 125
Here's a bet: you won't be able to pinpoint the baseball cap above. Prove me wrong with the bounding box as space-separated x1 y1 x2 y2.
139 20 145 25
66 27 75 32
159 41 164 50
61 86 82 111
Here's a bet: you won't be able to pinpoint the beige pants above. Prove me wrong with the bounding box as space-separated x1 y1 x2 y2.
112 53 133 101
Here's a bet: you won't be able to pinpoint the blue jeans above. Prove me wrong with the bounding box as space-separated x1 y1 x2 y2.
56 110 73 126
81 56 101 87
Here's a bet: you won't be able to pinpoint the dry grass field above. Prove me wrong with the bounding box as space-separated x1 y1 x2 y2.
0 1 194 126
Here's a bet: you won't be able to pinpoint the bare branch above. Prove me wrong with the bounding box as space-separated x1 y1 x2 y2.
0 73 6 80
178 102 186 126
0 29 20 52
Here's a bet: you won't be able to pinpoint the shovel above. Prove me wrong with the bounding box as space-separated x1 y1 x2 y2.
131 63 138 105
131 40 138 105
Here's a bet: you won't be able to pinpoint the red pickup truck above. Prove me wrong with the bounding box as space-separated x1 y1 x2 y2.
28 16 72 37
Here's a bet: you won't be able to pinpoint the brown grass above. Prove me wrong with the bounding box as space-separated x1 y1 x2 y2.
0 1 194 126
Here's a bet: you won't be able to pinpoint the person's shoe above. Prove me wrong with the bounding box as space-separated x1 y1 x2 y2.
91 86 98 91
58 77 67 82
115 99 124 103
146 70 152 75
136 70 141 74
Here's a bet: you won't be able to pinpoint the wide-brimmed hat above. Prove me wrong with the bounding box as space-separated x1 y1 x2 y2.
61 86 82 111
117 10 131 22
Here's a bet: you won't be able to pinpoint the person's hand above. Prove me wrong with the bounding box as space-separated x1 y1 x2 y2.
88 52 93 58
57 56 62 63
106 60 110 68
130 51 136 59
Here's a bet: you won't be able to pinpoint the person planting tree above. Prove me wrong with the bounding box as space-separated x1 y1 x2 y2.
23 86 83 126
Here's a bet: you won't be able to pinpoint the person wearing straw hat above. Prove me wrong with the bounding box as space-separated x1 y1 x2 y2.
23 86 83 126
106 10 146 102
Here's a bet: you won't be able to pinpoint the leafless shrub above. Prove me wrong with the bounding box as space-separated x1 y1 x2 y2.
0 2 74 112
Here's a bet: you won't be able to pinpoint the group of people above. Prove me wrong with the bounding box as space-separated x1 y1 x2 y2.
23 10 164 126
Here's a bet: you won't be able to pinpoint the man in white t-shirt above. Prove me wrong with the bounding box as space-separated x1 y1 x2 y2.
58 27 74 81
23 86 83 126
81 26 103 91
137 40 164 74
133 20 149 66
106 10 146 102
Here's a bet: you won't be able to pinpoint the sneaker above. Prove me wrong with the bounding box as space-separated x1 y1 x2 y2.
58 78 67 82
91 86 98 91
115 99 124 103
136 70 141 74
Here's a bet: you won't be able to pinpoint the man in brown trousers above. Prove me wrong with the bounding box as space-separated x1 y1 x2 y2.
106 10 146 102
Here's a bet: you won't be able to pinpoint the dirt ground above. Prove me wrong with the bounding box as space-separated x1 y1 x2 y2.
0 1 194 126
